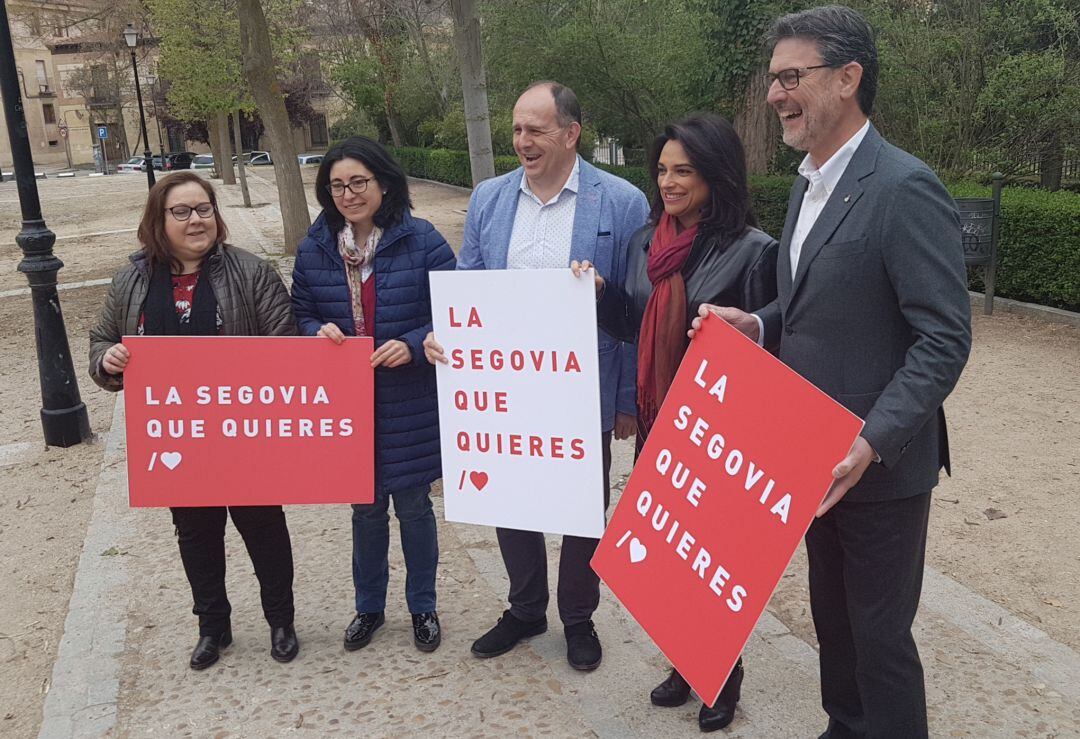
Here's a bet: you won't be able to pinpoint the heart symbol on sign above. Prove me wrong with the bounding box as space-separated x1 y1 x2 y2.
469 471 489 492
160 452 183 471
629 537 647 564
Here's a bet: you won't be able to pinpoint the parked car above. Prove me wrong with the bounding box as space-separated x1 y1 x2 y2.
249 151 273 166
165 151 195 170
297 154 323 165
116 156 146 173
191 154 215 170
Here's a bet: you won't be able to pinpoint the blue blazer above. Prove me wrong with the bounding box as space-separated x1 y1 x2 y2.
457 157 649 431
291 211 456 493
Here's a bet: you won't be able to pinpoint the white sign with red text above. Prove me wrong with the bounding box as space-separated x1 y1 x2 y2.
431 269 605 537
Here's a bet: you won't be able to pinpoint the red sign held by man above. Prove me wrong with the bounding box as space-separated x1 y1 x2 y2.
591 316 863 706
123 336 375 507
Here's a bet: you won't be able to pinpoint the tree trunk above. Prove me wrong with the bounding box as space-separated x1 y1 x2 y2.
1039 133 1063 192
238 0 310 255
449 0 495 186
734 62 778 175
233 109 252 207
217 110 236 185
207 114 224 180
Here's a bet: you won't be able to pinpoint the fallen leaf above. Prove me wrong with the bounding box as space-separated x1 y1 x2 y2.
1043 598 1063 608
101 547 120 556
983 508 1008 521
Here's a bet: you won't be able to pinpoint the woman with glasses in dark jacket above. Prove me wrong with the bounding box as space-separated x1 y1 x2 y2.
291 137 455 655
573 113 778 732
89 171 299 671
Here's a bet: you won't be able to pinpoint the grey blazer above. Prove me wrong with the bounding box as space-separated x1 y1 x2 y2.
759 124 971 502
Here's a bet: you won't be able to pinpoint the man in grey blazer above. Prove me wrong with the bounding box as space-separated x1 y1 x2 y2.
692 6 971 737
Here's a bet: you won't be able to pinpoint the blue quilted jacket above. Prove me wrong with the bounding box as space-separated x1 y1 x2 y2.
291 211 456 493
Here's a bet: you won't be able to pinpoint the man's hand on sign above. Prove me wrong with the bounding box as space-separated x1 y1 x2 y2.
371 339 412 368
688 304 760 343
102 342 130 376
317 322 346 345
817 436 877 517
614 412 637 441
423 331 447 365
569 260 605 296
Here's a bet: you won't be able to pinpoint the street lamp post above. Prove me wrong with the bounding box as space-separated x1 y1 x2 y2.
124 23 155 189
0 0 91 447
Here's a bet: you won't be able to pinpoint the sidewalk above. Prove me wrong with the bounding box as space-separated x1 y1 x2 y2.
35 174 1080 738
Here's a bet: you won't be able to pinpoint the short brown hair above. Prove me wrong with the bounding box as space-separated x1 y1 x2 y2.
137 171 229 272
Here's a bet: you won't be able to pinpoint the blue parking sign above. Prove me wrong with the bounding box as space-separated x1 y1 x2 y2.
97 126 108 140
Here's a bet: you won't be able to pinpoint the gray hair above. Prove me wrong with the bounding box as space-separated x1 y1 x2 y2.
766 5 879 116
523 80 582 128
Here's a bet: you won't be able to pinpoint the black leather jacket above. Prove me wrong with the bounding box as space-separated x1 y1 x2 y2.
597 223 779 343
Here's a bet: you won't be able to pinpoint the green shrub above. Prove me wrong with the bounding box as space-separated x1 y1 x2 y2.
388 146 1080 312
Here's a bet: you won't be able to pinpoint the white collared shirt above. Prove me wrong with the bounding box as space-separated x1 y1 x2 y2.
788 120 870 281
506 156 580 269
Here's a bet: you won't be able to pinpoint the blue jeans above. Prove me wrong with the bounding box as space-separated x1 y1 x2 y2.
351 484 438 614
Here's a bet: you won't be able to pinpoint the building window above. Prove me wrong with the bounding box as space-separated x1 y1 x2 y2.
48 140 59 147
42 104 56 124
310 113 328 147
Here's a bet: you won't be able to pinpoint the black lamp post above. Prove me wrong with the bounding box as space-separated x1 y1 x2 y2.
124 23 155 189
0 0 91 447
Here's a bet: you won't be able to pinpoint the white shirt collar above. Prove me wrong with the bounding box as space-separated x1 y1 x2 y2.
521 155 581 205
797 120 870 199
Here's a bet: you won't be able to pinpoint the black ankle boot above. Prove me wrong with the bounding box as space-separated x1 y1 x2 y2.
699 658 743 732
650 667 692 707
189 628 232 671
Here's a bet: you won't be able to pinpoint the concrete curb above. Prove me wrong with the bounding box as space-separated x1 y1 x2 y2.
970 291 1080 328
38 397 131 739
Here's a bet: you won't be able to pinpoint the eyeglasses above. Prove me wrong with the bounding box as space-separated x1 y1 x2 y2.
166 202 215 221
327 176 374 198
766 64 835 91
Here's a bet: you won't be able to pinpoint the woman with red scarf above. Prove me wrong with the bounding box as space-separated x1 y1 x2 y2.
573 113 777 732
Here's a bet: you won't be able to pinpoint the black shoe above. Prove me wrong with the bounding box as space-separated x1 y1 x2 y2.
564 620 602 671
343 611 385 651
698 658 743 732
470 609 547 658
650 667 691 707
270 625 299 663
412 611 441 652
189 628 232 671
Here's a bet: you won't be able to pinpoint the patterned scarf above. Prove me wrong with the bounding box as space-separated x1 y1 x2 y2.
337 224 380 337
637 212 698 436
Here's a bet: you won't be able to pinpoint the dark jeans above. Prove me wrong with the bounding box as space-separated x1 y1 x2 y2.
352 484 439 614
807 492 932 739
496 431 613 627
170 505 295 637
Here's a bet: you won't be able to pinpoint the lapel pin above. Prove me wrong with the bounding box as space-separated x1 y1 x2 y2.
843 194 851 203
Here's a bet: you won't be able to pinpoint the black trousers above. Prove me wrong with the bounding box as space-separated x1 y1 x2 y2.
170 505 295 636
806 492 932 739
496 431 613 627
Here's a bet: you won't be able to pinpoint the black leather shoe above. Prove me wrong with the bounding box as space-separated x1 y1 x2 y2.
471 609 547 658
650 667 692 707
564 620 602 671
189 628 232 671
412 611 441 652
699 658 743 732
344 611 385 651
270 625 299 663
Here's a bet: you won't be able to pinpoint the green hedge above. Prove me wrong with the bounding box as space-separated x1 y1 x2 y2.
390 147 1080 312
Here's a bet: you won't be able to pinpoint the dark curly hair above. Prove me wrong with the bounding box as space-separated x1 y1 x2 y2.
315 136 412 231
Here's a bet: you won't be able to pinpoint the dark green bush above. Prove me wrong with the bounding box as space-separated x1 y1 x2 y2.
389 147 1080 312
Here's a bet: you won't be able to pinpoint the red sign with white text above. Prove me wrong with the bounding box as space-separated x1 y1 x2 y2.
123 336 374 507
591 316 863 706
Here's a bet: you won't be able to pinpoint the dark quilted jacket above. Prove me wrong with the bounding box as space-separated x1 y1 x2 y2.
89 244 296 392
291 211 456 493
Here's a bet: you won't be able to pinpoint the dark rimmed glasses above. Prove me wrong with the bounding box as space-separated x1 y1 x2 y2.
766 64 835 91
166 202 215 221
327 176 374 198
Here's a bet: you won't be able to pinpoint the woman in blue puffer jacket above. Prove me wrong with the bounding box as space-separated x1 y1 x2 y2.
291 136 455 654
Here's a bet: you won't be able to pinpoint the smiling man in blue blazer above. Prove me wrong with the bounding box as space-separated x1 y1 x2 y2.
424 81 648 671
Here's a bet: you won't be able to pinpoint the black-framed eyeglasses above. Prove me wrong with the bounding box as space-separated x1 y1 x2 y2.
766 64 835 91
166 202 215 221
327 176 374 198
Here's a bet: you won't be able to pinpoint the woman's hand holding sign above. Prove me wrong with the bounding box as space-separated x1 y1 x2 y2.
317 322 346 345
102 342 130 376
570 260 605 296
371 339 412 368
